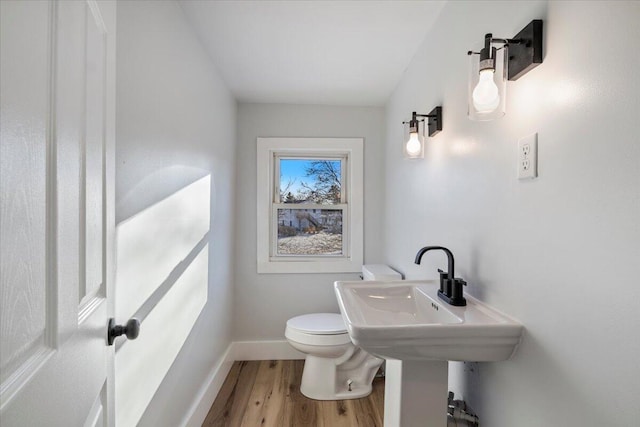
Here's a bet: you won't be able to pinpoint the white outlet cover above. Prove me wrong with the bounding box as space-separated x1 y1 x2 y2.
518 133 538 179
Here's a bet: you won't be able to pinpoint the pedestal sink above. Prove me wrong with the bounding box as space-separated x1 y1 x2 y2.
334 280 523 427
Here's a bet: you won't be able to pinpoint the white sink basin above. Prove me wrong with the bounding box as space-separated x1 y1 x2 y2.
334 280 523 362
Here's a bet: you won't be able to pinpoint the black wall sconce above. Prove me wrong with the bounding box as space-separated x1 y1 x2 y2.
467 19 543 121
402 106 442 159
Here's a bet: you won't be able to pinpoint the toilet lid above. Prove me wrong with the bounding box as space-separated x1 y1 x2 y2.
286 313 347 335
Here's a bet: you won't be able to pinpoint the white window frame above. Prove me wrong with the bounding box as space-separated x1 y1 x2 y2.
257 137 363 274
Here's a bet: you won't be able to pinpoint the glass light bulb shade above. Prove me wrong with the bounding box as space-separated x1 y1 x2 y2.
472 70 500 113
468 46 507 121
405 132 422 156
402 123 424 159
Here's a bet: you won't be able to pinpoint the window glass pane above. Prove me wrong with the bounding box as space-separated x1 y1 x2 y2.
279 159 341 205
277 209 343 255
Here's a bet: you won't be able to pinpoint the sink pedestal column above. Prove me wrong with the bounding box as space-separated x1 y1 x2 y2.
384 359 449 427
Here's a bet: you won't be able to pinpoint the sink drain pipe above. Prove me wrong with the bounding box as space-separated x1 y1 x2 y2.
447 392 480 427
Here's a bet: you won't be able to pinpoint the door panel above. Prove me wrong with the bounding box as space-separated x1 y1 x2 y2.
0 0 52 397
80 0 107 310
0 1 116 425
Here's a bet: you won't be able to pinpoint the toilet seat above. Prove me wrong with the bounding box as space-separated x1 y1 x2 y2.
285 313 351 346
287 313 347 334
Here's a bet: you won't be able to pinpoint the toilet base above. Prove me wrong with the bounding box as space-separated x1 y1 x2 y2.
299 350 382 401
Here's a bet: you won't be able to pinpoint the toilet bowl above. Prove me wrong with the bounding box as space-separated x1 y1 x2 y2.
284 265 400 400
285 312 383 400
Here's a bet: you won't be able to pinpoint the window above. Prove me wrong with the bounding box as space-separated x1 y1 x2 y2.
257 138 363 273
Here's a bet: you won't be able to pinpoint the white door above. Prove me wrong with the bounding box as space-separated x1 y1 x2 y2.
1 1 117 426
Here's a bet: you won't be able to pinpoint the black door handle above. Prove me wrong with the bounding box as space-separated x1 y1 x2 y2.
107 318 140 346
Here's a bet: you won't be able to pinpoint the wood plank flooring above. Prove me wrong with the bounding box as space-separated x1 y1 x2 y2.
202 360 384 427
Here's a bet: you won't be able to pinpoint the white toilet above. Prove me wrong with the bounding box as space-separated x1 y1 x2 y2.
285 265 401 400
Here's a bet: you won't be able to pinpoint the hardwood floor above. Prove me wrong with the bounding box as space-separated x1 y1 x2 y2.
202 360 384 427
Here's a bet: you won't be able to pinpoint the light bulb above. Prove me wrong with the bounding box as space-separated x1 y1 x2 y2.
472 69 500 113
405 132 422 156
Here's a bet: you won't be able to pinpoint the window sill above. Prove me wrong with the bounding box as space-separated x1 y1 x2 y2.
257 258 362 274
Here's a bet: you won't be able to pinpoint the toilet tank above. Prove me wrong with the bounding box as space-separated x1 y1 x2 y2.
362 264 402 281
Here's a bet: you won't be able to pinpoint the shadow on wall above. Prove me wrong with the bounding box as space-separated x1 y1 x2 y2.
117 164 213 224
114 173 212 427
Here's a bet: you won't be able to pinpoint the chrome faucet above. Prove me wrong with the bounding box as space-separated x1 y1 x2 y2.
415 246 467 306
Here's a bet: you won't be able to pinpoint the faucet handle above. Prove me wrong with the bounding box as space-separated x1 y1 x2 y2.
437 269 449 294
450 278 467 306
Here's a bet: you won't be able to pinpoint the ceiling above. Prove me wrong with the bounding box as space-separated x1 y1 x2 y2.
180 1 446 106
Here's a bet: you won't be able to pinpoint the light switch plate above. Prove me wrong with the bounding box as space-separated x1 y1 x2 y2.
518 133 538 179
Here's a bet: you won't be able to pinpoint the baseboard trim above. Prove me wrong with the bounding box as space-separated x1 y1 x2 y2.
231 340 305 361
181 340 304 426
181 345 234 427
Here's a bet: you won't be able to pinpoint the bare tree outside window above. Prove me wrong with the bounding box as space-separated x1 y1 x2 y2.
280 159 341 204
299 160 341 204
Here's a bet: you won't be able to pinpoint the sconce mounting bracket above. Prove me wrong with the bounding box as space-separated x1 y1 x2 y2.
426 106 442 137
507 19 543 80
404 106 443 138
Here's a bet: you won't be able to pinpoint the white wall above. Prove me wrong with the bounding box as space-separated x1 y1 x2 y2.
115 2 236 426
234 104 385 340
384 1 640 426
